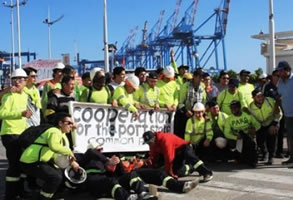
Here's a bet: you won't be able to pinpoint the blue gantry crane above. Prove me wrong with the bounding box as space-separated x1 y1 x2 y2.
115 0 231 73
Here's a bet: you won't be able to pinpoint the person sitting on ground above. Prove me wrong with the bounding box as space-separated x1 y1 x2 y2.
248 88 282 165
184 102 214 161
206 101 230 161
74 144 158 200
20 113 80 200
224 100 261 167
142 130 213 182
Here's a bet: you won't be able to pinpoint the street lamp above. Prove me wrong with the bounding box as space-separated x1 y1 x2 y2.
43 7 64 59
3 0 27 70
103 0 109 72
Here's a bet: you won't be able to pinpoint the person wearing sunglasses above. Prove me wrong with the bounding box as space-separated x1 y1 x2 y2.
20 113 79 200
23 67 42 127
0 68 32 200
216 70 229 93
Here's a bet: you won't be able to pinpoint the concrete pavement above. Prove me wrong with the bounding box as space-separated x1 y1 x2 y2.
1 138 293 200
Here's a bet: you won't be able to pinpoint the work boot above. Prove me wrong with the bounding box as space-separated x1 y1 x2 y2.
196 165 213 182
127 194 138 200
282 158 293 165
182 180 199 193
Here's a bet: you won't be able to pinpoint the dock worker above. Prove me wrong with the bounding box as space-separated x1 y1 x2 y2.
20 113 79 200
41 62 64 119
142 130 213 182
184 102 214 161
157 66 179 112
238 69 255 106
224 100 260 167
174 70 206 138
134 72 160 110
80 70 112 104
217 78 246 115
248 88 282 165
112 74 140 120
23 67 42 127
0 68 32 200
109 67 126 90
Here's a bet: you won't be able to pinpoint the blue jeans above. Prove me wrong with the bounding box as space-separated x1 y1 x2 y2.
284 116 293 158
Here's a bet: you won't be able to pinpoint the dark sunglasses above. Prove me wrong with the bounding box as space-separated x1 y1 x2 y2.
63 121 74 125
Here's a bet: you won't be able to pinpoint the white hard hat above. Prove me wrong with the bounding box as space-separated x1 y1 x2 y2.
54 154 70 169
90 67 104 80
87 139 104 150
64 166 87 185
11 68 27 79
215 137 227 149
163 65 175 78
126 74 140 90
192 102 205 112
259 73 267 79
54 62 65 70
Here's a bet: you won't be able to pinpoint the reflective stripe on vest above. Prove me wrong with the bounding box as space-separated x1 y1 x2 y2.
130 177 142 187
162 176 173 187
111 184 122 198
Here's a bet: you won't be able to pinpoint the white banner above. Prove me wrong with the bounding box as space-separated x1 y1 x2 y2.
69 102 174 153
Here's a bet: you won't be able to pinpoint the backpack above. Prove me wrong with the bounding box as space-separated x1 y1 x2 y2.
19 124 54 149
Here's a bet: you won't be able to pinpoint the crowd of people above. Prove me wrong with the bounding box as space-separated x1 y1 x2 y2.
0 53 293 200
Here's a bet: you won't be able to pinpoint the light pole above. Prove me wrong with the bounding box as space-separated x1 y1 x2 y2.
43 7 64 59
3 0 27 70
268 0 276 74
103 0 109 72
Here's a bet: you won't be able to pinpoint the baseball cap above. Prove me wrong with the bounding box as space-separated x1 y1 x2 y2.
251 87 263 97
276 61 291 71
240 70 251 76
148 72 158 79
142 131 155 144
228 78 239 88
230 100 241 108
178 65 189 70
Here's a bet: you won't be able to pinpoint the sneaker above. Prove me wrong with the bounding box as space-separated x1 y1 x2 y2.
182 180 198 193
282 159 293 165
148 184 158 197
127 194 138 200
201 173 213 183
138 192 158 200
